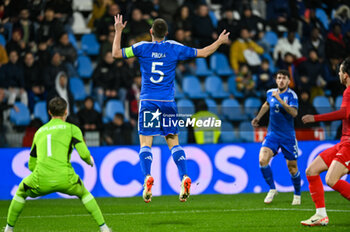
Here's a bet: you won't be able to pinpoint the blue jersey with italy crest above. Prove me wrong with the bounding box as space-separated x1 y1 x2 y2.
266 88 298 140
122 40 197 101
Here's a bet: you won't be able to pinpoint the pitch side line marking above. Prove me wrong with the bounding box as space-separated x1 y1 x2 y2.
1 208 349 219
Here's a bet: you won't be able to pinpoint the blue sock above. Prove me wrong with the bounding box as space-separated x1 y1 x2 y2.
291 171 301 196
260 165 276 189
139 146 152 177
171 145 187 179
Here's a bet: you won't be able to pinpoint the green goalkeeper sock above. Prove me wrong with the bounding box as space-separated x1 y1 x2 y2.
7 195 26 227
81 192 105 226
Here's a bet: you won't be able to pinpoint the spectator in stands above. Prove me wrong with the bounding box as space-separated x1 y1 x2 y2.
294 90 319 129
323 58 345 100
0 88 19 147
251 0 266 19
2 50 27 106
96 3 120 42
235 64 256 98
230 27 264 73
217 8 239 56
12 8 36 51
239 3 266 40
173 5 193 39
273 30 302 61
103 113 132 145
217 8 239 42
133 0 159 20
266 0 299 36
158 0 178 24
77 97 102 133
0 44 8 67
88 0 114 29
47 71 74 114
302 27 325 62
190 100 221 144
37 41 51 70
53 32 77 77
325 23 347 60
126 8 151 42
45 0 73 26
330 5 350 36
37 7 65 45
256 59 274 97
23 52 45 112
174 28 193 47
276 52 298 90
92 51 120 107
27 0 45 22
301 8 326 39
99 30 114 59
117 57 139 92
5 29 26 56
43 51 67 90
192 3 217 47
127 74 141 127
296 49 325 98
22 118 43 147
174 28 196 82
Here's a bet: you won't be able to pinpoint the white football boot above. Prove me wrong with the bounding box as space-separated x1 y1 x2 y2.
264 189 278 204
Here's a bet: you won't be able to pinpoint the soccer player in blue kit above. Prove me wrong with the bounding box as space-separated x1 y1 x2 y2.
251 70 301 205
112 15 229 202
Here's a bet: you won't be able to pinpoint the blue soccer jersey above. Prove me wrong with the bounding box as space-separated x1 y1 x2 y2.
122 40 197 101
266 88 298 140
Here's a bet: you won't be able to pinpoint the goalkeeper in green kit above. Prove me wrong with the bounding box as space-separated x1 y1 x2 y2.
4 97 111 232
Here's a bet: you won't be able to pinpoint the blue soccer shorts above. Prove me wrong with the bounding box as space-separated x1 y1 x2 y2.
138 100 178 136
262 135 299 160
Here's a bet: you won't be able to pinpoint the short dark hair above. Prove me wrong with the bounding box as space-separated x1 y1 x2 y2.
114 113 124 121
275 69 290 79
48 97 67 116
152 18 168 39
341 57 350 76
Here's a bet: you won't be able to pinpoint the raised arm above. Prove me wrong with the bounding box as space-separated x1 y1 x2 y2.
303 108 347 124
197 30 230 58
112 14 127 59
251 101 270 127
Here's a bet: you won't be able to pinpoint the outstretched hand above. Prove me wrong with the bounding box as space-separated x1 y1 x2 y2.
114 14 127 32
218 29 230 44
251 117 259 127
302 114 315 124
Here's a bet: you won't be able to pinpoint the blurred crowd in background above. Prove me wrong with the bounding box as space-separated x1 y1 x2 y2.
0 0 349 147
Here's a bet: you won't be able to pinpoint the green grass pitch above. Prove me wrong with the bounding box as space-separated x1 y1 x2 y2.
1 192 349 232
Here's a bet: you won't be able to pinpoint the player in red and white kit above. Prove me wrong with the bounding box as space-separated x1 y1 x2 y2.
301 57 350 226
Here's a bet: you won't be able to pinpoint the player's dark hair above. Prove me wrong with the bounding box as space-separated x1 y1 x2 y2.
275 69 290 79
48 97 67 116
152 18 168 39
341 57 350 76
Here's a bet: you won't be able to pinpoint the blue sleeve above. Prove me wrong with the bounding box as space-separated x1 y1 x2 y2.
289 93 298 109
176 44 197 61
130 41 147 58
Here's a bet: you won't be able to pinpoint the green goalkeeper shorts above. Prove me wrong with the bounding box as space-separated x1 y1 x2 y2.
18 168 86 199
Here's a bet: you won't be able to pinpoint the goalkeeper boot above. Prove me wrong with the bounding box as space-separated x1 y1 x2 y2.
179 176 191 202
291 195 301 205
143 175 154 203
100 224 112 232
264 189 278 204
301 214 329 226
4 225 13 232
